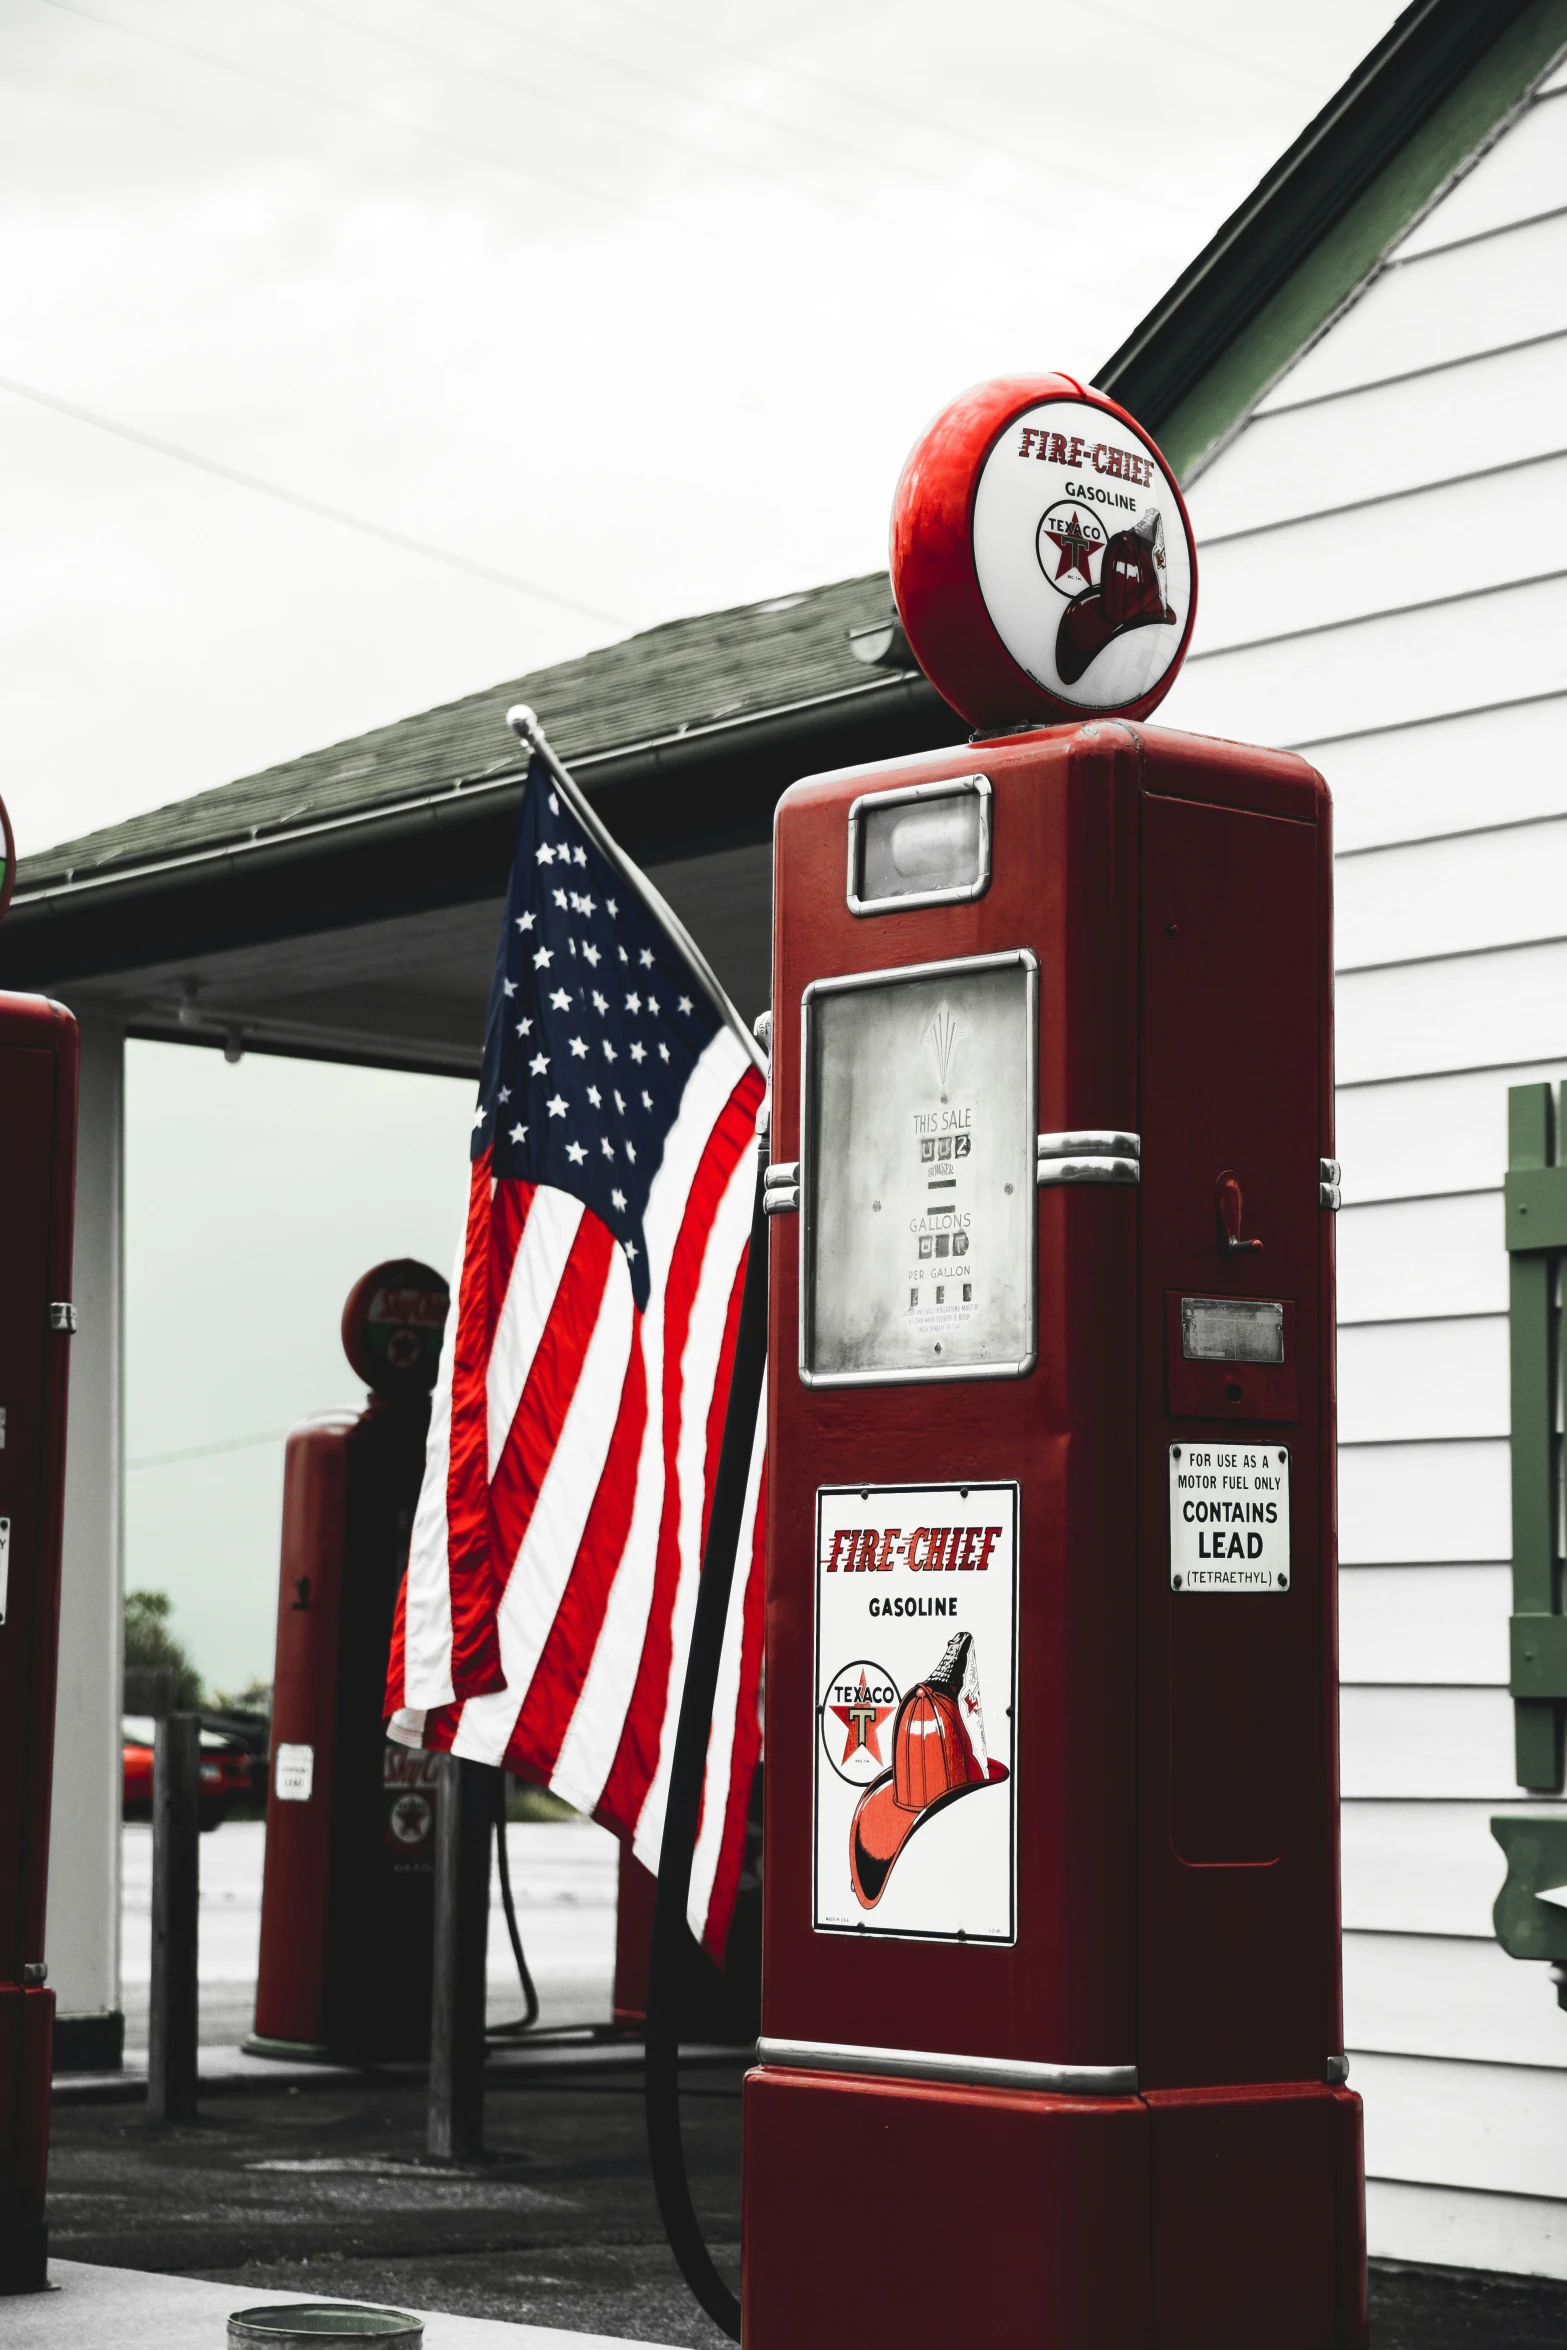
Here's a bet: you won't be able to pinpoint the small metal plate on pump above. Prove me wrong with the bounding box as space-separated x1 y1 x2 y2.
1169 1443 1290 1593
1181 1297 1283 1363
799 950 1038 1386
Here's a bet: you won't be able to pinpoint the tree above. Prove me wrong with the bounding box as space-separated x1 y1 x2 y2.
124 1589 204 1710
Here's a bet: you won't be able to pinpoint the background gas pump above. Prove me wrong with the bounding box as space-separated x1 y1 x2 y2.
250 1259 450 2062
734 377 1366 2350
0 790 80 2294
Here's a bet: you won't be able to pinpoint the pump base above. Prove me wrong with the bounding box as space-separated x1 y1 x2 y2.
742 2065 1366 2350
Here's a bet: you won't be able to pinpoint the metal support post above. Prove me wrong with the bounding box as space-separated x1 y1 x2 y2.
427 1753 492 2161
146 1714 200 2123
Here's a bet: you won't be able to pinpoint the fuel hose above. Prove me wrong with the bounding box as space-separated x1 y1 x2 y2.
645 1128 769 2344
489 1774 540 2037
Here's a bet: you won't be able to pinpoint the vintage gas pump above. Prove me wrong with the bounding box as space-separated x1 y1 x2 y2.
0 792 79 2294
250 1259 450 2062
741 378 1365 2349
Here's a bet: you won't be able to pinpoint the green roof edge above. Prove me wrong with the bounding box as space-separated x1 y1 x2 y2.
1103 0 1567 481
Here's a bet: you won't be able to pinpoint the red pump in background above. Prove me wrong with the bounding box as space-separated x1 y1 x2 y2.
738 381 1367 2350
250 1260 450 2062
0 788 80 2294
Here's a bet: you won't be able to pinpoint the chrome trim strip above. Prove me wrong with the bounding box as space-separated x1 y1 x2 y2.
756 2036 1138 2097
1037 1155 1140 1187
1038 1129 1140 1160
846 773 993 917
762 1186 800 1216
763 1160 799 1189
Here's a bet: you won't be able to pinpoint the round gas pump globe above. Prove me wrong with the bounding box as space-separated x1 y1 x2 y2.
890 374 1197 732
340 1257 450 1403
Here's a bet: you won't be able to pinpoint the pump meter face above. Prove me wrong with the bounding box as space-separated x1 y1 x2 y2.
799 950 1038 1386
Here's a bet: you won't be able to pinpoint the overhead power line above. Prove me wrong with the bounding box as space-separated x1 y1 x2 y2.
128 1427 292 1470
0 373 633 624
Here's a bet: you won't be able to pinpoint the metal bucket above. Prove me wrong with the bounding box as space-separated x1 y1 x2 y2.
228 2306 423 2347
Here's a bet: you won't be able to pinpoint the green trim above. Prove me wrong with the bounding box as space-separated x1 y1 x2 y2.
1507 1084 1566 1793
1132 0 1567 477
1492 1815 1567 1966
1505 1163 1567 1253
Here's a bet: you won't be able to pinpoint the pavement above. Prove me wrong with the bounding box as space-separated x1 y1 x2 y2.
9 2260 676 2349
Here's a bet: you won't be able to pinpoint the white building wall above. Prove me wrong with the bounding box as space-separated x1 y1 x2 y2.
1158 54 1567 2281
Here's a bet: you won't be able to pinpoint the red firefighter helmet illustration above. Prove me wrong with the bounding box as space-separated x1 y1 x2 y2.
848 1629 1007 1908
1055 505 1177 684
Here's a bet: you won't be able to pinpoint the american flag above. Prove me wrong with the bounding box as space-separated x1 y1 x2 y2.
386 742 767 1958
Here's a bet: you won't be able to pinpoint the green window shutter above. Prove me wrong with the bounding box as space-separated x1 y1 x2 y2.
1504 1081 1567 1792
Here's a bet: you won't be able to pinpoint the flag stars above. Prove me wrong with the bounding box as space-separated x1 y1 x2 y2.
516 911 535 932
624 1241 638 1261
549 988 572 1010
611 1188 626 1211
503 979 516 998
607 897 618 917
565 1140 587 1164
552 888 568 909
515 1019 531 1038
625 1142 637 1163
639 949 655 969
625 992 641 1013
498 1086 511 1103
641 1091 652 1110
613 1089 625 1113
569 1036 588 1059
536 844 555 865
547 1094 569 1119
602 1040 618 1062
547 791 559 814
600 1138 615 1161
533 948 553 969
617 946 629 964
591 989 608 1014
586 1084 602 1107
647 995 660 1016
509 1122 527 1144
657 1043 670 1063
529 1053 550 1075
573 846 587 868
472 1106 486 1130
630 1042 647 1064
678 995 693 1014
582 943 600 967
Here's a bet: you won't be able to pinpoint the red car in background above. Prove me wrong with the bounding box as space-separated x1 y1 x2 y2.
122 1716 253 1831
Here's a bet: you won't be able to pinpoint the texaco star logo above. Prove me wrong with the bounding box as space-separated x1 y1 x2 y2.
1036 499 1106 596
820 1659 900 1786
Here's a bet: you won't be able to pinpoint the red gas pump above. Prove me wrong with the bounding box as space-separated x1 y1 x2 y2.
250 1260 450 2062
740 379 1365 2349
0 785 79 2294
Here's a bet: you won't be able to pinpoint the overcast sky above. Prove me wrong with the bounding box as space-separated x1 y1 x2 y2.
4 0 1401 1687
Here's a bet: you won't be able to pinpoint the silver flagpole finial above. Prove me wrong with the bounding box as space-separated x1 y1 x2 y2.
506 703 542 752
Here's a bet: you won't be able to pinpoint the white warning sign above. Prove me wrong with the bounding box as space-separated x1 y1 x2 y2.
1169 1443 1290 1593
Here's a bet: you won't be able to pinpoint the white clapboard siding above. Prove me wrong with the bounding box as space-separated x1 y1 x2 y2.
1341 1800 1537 1938
1354 2051 1567 2200
1340 1438 1508 1564
1338 820 1567 972
1196 454 1567 658
1367 2179 1567 2285
1321 695 1567 855
1342 1686 1515 1797
1340 1564 1511 1686
1338 1317 1507 1444
1185 334 1567 542
1397 88 1567 259
1337 940 1567 1087
1163 571 1567 752
1338 1193 1506 1323
1255 210 1567 412
1337 1062 1567 1205
1346 1930 1567 2068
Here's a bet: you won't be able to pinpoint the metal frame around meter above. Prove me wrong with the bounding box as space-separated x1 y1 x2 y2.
845 772 993 917
798 947 1038 1389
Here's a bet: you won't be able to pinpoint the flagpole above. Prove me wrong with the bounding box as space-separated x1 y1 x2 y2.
506 705 765 1075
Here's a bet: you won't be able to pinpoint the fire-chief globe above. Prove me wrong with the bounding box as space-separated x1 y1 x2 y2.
889 372 1199 733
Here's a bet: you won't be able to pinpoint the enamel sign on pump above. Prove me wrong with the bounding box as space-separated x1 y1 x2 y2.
742 375 1366 2350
